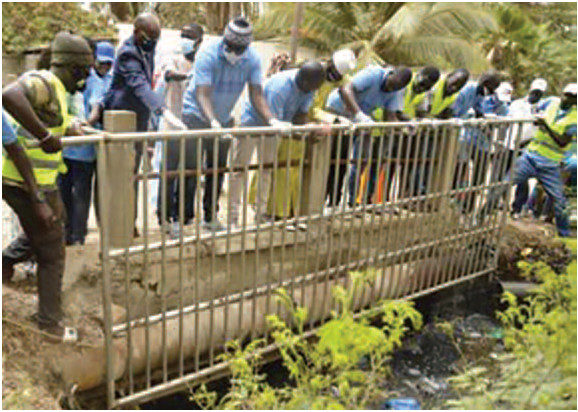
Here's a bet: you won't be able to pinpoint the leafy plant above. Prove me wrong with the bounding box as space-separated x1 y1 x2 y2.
447 238 577 409
191 269 423 410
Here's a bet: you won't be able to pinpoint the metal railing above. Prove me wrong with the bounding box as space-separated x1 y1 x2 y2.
60 115 528 407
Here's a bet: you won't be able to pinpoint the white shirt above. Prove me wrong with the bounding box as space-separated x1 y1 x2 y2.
506 97 541 150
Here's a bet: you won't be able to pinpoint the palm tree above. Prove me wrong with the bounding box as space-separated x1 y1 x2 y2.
254 3 497 72
478 3 577 95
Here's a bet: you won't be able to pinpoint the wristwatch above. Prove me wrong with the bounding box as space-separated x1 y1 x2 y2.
31 190 47 203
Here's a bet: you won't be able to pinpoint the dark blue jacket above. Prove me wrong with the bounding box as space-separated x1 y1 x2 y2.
102 35 164 131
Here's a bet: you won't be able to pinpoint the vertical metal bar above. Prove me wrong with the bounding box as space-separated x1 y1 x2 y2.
159 138 168 382
123 236 133 394
277 132 293 318
323 129 344 317
335 129 355 293
223 133 234 345
251 134 263 341
97 139 115 408
209 134 219 366
290 132 307 305
352 128 377 307
376 126 397 299
177 136 186 376
141 142 152 389
194 135 202 371
363 127 386 306
239 134 249 339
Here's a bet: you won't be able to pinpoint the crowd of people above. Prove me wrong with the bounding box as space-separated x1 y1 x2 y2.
2 12 576 340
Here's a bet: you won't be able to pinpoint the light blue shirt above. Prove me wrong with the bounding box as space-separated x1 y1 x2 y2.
2 110 18 146
452 81 488 118
83 68 113 119
182 39 263 124
325 66 404 117
241 69 314 126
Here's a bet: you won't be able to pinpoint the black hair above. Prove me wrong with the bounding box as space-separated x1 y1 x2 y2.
420 66 440 84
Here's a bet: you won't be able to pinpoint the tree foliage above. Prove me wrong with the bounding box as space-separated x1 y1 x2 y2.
2 2 117 54
478 3 577 97
254 3 496 71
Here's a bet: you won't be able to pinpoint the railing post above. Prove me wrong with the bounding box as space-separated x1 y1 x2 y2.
429 124 460 211
102 110 137 248
299 134 331 216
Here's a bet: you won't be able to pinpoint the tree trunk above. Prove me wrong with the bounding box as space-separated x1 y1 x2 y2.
290 3 304 64
109 2 132 22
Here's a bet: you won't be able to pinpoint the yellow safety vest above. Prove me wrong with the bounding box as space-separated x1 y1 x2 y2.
528 100 577 163
403 77 427 119
429 77 458 117
2 71 69 186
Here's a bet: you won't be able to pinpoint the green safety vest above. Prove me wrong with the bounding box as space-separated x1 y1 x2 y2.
403 77 427 119
2 70 69 186
371 107 385 137
528 99 577 163
429 77 458 117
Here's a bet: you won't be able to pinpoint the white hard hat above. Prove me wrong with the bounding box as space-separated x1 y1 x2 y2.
331 49 356 76
530 78 547 92
563 83 578 95
496 81 513 103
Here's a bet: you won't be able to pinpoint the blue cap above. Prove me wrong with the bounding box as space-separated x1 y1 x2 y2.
95 41 115 64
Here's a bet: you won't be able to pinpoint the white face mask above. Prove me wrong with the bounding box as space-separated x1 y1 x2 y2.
223 49 244 66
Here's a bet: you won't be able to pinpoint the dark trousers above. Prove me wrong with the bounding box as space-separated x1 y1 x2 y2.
157 139 197 225
2 185 65 327
326 132 352 207
182 114 232 222
58 158 95 244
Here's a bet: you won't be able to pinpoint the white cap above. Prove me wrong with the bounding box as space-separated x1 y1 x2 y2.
530 78 547 92
496 81 513 103
563 83 578 95
331 49 356 76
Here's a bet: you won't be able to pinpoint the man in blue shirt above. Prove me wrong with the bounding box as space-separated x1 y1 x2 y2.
181 17 280 231
228 61 324 226
325 65 411 206
452 71 502 213
58 41 115 245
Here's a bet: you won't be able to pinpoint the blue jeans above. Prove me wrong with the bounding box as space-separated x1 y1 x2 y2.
58 158 95 244
181 114 232 223
511 152 570 237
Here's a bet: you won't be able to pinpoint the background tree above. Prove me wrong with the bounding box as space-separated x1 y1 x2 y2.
478 3 577 96
2 2 117 54
254 3 496 72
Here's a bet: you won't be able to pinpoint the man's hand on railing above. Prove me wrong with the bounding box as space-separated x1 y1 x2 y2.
39 134 63 153
353 111 373 124
162 110 187 131
269 118 292 136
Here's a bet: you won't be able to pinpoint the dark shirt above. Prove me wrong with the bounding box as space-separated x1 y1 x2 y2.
102 35 164 131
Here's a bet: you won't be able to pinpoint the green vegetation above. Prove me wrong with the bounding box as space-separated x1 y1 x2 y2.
2 3 116 54
254 2 576 94
192 270 423 409
448 238 577 409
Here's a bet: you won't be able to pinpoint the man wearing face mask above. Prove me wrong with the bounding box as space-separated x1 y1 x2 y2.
155 23 203 238
181 17 280 232
509 83 577 237
2 31 93 342
326 65 412 206
229 61 325 224
96 13 185 236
